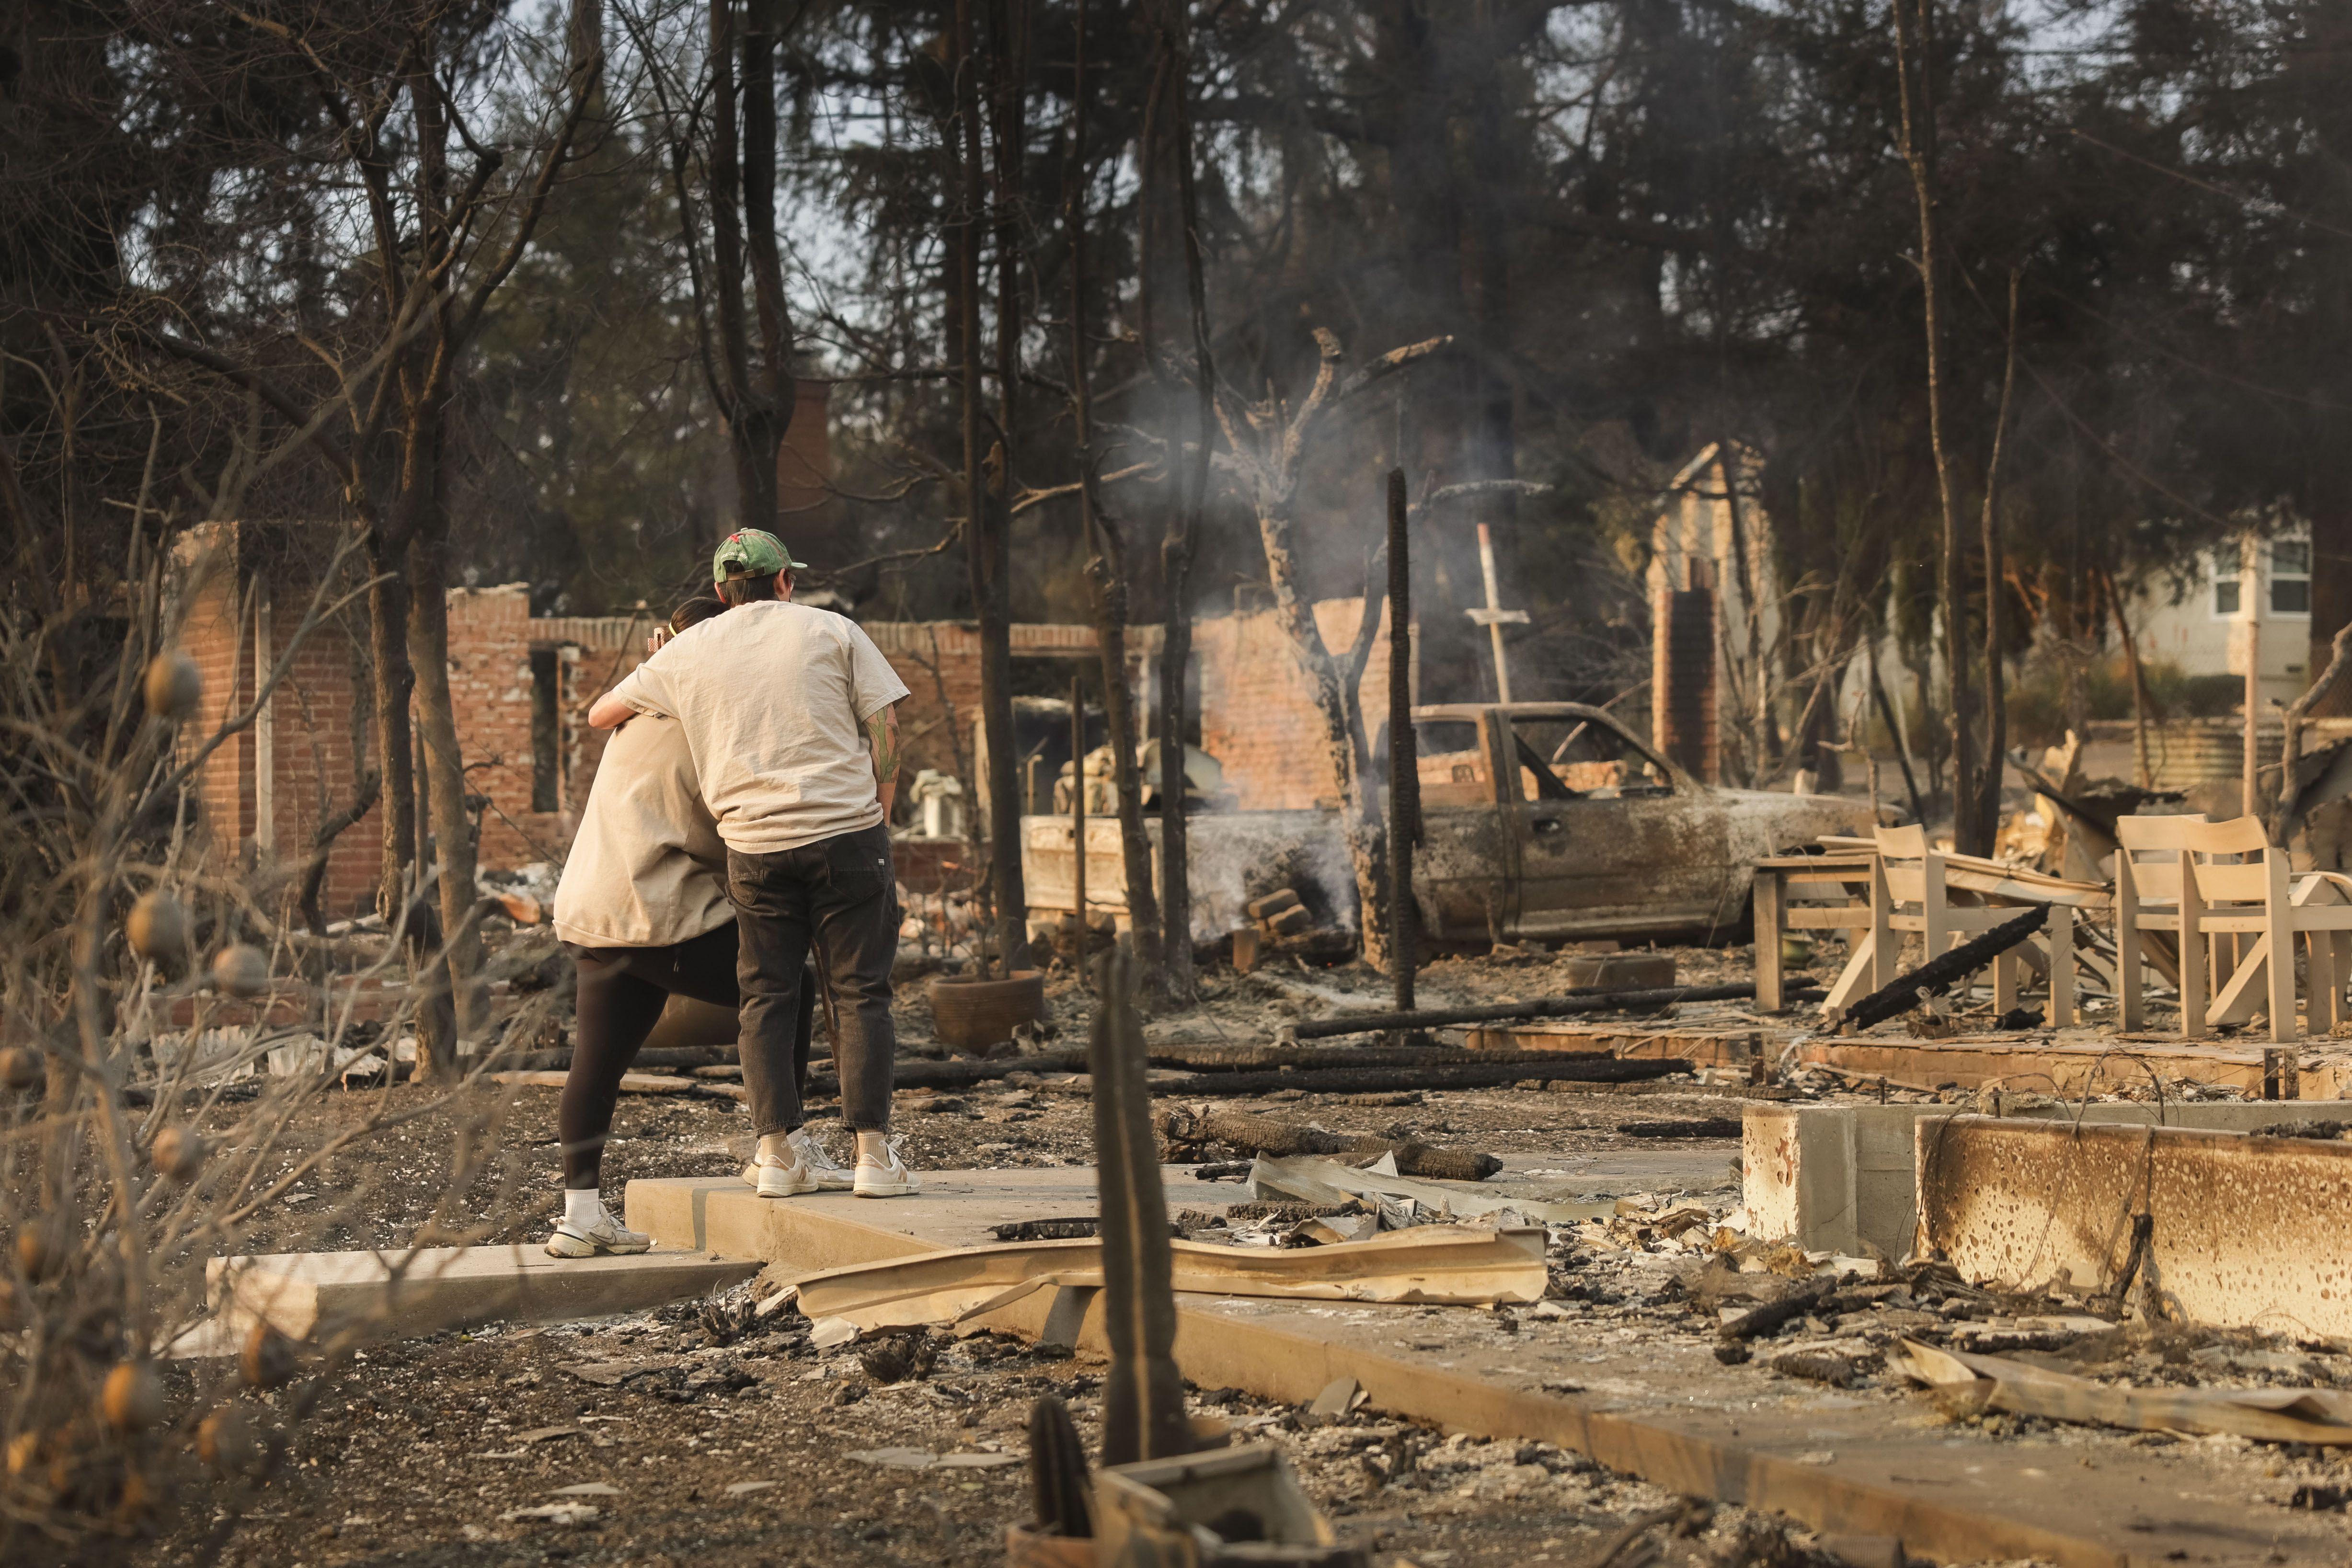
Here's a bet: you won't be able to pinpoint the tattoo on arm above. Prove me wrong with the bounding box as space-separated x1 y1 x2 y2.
865 703 902 786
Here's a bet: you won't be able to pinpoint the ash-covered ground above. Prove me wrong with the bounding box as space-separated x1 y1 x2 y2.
126 941 2352 1567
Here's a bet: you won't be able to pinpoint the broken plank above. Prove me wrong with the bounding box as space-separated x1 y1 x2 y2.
790 1225 1549 1328
1460 1022 1761 1066
1790 1034 2350 1099
204 1245 758 1342
1841 906 2048 1030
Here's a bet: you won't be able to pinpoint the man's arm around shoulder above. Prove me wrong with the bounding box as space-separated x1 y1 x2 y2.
587 689 636 730
589 639 681 730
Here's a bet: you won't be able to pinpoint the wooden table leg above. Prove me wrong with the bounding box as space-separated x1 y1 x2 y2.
2049 905 2074 1029
1754 869 1785 1014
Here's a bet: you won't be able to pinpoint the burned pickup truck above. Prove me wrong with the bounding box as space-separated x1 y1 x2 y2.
1021 702 1875 947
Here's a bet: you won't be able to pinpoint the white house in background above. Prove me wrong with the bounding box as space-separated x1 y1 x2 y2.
2126 529 2311 710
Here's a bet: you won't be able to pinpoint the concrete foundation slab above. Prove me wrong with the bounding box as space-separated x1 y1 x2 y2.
206 1244 759 1341
624 1165 2349 1566
1917 1116 2352 1336
1743 1099 2352 1258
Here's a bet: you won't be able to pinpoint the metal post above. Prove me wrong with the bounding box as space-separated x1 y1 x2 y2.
1071 674 1087 963
1387 470 1418 1010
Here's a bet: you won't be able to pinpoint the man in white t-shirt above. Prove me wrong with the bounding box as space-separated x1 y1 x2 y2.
587 529 917 1197
542 595 840 1259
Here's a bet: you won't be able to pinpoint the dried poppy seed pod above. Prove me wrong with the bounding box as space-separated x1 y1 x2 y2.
126 893 191 965
0 1046 39 1092
240 1323 296 1389
195 1405 258 1473
102 1362 163 1432
3 1432 37 1477
150 1126 207 1182
143 651 202 722
210 945 270 999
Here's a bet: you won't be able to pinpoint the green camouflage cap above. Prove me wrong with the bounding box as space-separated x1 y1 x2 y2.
711 528 806 582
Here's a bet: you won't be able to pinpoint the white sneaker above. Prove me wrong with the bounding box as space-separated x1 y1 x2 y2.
853 1142 921 1199
743 1152 818 1198
789 1128 856 1190
544 1213 652 1258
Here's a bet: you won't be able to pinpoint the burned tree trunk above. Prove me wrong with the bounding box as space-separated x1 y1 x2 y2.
981 0 1030 972
1387 469 1419 1007
1065 3 1164 978
947 0 1024 976
1136 0 1216 998
700 0 796 531
1892 0 1987 855
1212 331 1445 970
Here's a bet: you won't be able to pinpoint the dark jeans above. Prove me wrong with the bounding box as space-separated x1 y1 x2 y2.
558 921 816 1188
726 821 898 1134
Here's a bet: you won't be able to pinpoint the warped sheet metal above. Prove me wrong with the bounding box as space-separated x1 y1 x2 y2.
792 1225 1548 1330
1246 1153 1615 1226
1896 1339 2352 1444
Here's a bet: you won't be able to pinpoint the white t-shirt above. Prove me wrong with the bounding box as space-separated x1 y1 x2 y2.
551 715 733 948
606 600 911 854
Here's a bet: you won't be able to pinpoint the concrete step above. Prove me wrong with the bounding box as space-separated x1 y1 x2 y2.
624 1165 1249 1272
207 1244 759 1341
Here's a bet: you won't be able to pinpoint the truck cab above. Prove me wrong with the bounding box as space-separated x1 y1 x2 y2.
1408 703 1875 944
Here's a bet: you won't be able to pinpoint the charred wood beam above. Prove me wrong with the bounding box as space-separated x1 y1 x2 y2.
1141 1057 1688 1099
1156 1107 1499 1181
802 1042 1726 1095
1840 906 2048 1032
1287 983 1813 1040
803 1051 1685 1100
1090 942 1191 1465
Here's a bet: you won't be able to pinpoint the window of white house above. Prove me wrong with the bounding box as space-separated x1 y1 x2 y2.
2272 535 2311 615
2212 547 2242 617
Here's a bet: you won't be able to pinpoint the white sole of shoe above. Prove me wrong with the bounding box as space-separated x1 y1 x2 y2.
744 1161 852 1192
543 1232 649 1258
755 1167 820 1198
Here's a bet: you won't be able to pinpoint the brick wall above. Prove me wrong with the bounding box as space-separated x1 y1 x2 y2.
862 620 1101 784
262 581 377 918
1194 598 1392 811
445 586 573 869
174 522 383 918
174 537 1375 917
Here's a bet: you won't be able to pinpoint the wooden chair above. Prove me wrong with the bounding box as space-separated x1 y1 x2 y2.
2155 816 2352 1042
1870 824 2074 1026
2112 813 2205 1034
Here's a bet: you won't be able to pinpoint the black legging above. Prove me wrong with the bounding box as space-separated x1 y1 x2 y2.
558 921 818 1188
